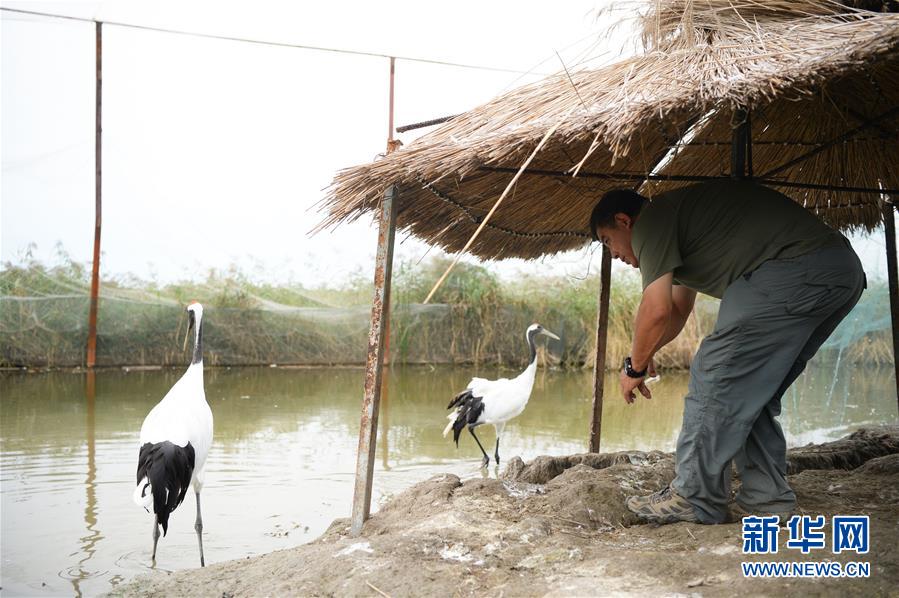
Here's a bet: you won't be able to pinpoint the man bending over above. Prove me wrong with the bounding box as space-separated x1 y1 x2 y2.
589 179 865 524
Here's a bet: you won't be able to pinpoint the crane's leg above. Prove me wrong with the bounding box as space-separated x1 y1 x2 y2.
494 422 506 466
468 426 490 468
195 492 206 567
151 514 161 564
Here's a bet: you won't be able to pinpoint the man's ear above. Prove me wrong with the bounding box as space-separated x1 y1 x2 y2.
614 212 632 230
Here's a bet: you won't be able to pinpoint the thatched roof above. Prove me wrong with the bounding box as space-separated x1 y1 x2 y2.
319 1 899 260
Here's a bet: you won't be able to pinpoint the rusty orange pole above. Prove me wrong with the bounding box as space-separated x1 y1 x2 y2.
86 22 102 368
589 245 612 453
387 57 395 151
383 57 397 365
385 57 401 156
351 185 398 537
351 59 401 536
379 58 396 473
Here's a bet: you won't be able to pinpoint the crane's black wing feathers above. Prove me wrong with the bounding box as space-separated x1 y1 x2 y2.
135 441 196 535
447 389 485 445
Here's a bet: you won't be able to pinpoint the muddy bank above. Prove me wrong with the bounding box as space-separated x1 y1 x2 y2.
115 426 899 597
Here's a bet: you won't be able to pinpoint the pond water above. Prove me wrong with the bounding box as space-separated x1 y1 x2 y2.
1 364 896 596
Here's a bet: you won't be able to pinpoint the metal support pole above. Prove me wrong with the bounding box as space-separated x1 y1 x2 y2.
731 108 748 179
383 57 397 364
388 57 395 144
379 57 396 464
386 57 400 155
86 23 102 368
745 111 753 178
883 200 899 404
351 185 398 537
589 245 612 453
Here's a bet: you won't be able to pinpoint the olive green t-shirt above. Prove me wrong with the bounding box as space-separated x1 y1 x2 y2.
631 180 843 299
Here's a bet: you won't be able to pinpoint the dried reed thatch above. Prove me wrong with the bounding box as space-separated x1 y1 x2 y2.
319 1 899 260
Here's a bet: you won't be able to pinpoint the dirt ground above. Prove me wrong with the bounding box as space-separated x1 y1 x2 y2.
114 426 899 597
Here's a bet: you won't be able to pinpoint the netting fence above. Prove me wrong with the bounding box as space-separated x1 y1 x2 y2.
0 258 893 369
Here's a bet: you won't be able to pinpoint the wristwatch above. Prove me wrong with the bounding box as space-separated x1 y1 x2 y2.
623 356 647 378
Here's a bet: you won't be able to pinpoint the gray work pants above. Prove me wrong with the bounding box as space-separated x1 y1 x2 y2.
671 242 866 523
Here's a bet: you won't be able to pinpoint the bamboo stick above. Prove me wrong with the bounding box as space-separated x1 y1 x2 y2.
423 106 576 304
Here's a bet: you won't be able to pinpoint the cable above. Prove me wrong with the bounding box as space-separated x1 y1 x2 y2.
420 179 590 240
0 6 550 76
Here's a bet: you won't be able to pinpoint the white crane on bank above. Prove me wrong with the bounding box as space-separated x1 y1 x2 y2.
133 302 213 566
444 323 560 467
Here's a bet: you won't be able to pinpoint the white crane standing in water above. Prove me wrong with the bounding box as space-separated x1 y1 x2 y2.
444 323 560 467
133 302 213 566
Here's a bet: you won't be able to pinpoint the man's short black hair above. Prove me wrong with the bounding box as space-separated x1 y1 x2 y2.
588 189 647 241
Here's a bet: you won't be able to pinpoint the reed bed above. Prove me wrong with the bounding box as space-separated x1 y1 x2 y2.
0 255 890 369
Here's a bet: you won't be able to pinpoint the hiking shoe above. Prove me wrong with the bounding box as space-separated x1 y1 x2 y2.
626 486 698 524
730 502 798 526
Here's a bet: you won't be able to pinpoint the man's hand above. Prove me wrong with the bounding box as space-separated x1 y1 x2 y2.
619 369 652 404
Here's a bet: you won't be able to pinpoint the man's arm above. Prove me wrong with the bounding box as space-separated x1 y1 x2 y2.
619 273 675 404
630 273 675 373
651 284 696 355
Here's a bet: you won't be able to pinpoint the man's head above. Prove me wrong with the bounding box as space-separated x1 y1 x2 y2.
589 189 647 268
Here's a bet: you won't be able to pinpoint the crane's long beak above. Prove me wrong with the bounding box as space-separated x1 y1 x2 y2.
541 329 560 341
182 311 194 351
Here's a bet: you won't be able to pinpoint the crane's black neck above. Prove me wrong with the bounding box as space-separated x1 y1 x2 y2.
191 314 203 365
527 329 538 365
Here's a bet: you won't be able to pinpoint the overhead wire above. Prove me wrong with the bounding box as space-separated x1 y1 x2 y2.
0 6 552 76
2 4 605 255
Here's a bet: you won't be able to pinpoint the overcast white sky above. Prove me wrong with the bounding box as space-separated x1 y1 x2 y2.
1 0 893 289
